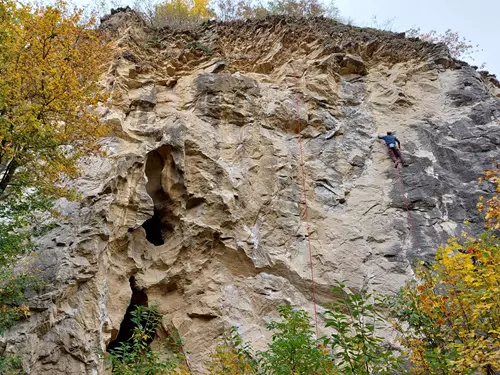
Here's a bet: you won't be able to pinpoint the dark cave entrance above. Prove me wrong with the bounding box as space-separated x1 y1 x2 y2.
142 208 164 246
142 145 183 247
107 277 150 352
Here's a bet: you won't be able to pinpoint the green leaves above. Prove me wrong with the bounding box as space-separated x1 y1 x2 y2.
324 281 402 375
0 191 53 264
210 290 401 375
0 191 51 335
0 191 52 372
105 305 186 375
0 2 109 368
258 305 335 375
0 354 23 375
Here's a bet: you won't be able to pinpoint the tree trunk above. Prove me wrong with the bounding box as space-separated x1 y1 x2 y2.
486 364 498 375
0 158 18 194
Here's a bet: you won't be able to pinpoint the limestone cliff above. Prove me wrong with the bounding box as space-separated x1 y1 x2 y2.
2 9 500 374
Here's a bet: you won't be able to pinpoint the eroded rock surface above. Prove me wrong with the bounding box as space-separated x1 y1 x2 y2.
2 10 500 374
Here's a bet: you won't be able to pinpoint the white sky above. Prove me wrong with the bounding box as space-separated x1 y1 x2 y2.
74 0 499 76
335 0 499 75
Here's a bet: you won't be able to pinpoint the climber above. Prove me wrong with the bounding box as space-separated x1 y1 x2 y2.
378 132 408 167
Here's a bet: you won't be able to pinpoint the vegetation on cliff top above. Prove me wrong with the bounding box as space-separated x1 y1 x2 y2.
101 0 481 63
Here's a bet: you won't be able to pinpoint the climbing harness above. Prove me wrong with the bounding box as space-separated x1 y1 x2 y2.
293 67 319 338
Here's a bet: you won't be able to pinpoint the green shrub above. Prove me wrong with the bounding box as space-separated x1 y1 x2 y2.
105 305 185 375
0 354 23 375
324 281 402 375
257 305 336 375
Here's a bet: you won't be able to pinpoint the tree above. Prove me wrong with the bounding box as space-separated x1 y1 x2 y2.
0 192 55 373
0 193 53 334
258 305 336 375
0 0 110 197
208 293 401 375
211 0 339 20
477 165 500 230
406 28 482 64
324 282 402 375
151 0 214 29
266 0 338 18
0 2 110 371
393 234 500 375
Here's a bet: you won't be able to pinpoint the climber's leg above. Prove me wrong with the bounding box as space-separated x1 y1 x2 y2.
394 148 408 167
388 148 398 166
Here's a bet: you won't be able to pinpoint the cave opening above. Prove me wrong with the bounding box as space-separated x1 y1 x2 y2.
142 208 164 246
142 145 183 247
107 277 150 352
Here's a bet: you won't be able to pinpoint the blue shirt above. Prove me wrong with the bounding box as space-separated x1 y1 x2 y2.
378 135 400 147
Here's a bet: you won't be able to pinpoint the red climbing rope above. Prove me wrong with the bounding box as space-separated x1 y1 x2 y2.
293 68 319 338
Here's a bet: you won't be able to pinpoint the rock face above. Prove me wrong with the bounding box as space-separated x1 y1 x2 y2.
2 10 500 374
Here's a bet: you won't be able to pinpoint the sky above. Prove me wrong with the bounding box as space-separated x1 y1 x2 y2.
74 0 500 76
334 0 499 76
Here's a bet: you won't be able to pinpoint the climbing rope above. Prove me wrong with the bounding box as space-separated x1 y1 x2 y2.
293 67 319 338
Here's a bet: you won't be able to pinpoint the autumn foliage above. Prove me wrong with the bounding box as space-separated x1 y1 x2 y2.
0 0 110 197
134 0 340 28
206 327 257 375
151 0 214 28
212 0 339 21
477 166 500 229
406 28 481 64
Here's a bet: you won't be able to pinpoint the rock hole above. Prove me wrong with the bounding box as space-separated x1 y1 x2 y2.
142 145 184 246
107 277 149 352
186 197 205 210
142 208 165 246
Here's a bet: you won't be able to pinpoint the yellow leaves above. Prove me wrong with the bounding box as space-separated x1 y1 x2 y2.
154 0 214 28
402 231 500 374
206 337 257 375
191 0 212 17
463 274 475 283
478 167 500 229
19 304 30 318
0 0 111 196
